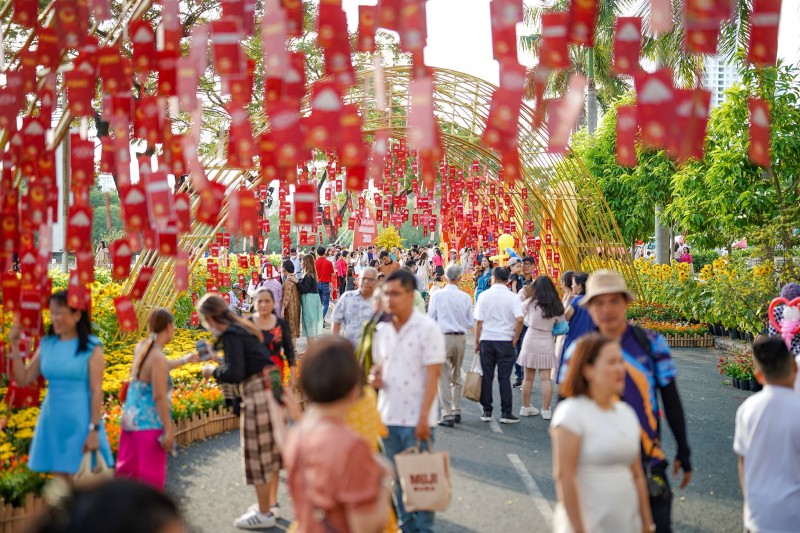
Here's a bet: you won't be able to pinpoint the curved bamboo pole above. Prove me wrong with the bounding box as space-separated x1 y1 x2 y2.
122 66 639 338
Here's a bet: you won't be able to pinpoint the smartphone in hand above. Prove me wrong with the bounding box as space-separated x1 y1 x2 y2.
195 340 213 362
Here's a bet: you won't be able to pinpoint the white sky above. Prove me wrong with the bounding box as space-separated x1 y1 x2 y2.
342 0 800 86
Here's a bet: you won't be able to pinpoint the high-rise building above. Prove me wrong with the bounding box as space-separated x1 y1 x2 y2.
702 56 742 108
97 173 116 192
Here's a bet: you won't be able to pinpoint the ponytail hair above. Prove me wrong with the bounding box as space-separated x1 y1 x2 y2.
197 293 263 341
48 290 92 355
133 309 175 374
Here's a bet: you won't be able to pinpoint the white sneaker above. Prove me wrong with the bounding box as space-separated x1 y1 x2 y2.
234 510 276 529
541 409 552 420
247 503 280 517
519 406 540 417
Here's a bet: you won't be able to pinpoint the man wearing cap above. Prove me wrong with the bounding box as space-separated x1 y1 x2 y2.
428 264 474 427
511 255 537 388
558 270 692 532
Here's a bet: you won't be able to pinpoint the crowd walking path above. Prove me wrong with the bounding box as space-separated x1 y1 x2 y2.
166 333 747 532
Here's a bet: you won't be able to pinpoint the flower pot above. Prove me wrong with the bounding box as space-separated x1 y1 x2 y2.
746 333 755 343
714 325 724 336
749 379 762 392
741 379 751 391
730 328 740 340
733 377 740 388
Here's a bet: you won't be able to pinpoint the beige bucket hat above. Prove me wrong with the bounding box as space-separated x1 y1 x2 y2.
579 270 635 306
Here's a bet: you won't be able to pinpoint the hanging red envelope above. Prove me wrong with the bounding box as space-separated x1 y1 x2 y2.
749 97 771 167
75 248 94 284
408 76 437 150
197 181 226 226
157 226 178 256
2 270 20 312
98 45 131 95
635 69 674 149
19 290 42 335
228 189 260 237
66 205 92 252
294 183 316 225
157 50 179 97
67 271 89 310
114 295 139 332
567 0 599 46
133 96 160 144
35 27 59 71
502 147 522 185
177 57 200 112
747 0 781 67
685 15 721 54
91 0 111 21
324 34 355 88
491 25 518 63
262 5 289 79
547 74 587 153
650 0 673 35
173 250 189 292
111 239 132 279
143 170 174 228
282 52 306 100
70 134 95 190
305 82 343 149
616 104 637 167
120 183 149 232
228 106 257 169
56 0 86 50
378 0 401 30
268 99 306 169
99 136 116 174
65 70 94 117
490 0 523 28
13 0 37 26
671 89 711 162
318 1 347 49
174 192 191 233
129 19 157 73
211 17 245 76
398 0 427 54
358 5 379 52
482 88 523 151
539 12 571 70
613 17 642 75
281 0 303 37
129 266 155 300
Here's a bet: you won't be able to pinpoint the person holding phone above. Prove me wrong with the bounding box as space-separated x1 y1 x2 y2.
197 294 280 530
116 309 198 489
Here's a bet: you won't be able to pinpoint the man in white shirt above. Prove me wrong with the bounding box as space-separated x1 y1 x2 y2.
474 266 523 424
371 269 445 533
429 263 474 427
734 336 800 533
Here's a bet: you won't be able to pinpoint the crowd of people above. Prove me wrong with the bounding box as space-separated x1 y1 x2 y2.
12 242 800 533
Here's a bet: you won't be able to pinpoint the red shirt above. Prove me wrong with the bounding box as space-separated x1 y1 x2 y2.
315 257 335 283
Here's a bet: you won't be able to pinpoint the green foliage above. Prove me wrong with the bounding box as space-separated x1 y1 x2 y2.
173 293 194 328
89 187 125 245
668 62 800 253
689 249 720 271
0 464 48 508
571 93 676 244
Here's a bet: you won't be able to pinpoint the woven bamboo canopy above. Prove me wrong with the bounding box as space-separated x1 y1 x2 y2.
119 66 638 336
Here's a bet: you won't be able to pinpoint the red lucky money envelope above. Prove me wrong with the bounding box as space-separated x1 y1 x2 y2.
114 295 139 332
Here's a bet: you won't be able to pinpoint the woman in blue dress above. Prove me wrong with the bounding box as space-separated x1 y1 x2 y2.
9 290 114 479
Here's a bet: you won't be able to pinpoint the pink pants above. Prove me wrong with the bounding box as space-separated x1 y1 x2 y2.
115 429 167 489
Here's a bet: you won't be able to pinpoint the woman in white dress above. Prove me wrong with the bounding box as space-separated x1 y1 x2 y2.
550 334 653 533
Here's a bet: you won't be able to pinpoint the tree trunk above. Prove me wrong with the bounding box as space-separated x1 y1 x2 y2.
655 204 671 265
587 81 598 134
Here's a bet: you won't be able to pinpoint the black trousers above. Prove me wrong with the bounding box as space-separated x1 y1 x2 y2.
479 340 516 415
514 325 528 380
650 463 673 532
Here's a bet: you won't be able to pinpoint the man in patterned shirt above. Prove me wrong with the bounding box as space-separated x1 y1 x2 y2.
331 267 379 347
559 270 692 533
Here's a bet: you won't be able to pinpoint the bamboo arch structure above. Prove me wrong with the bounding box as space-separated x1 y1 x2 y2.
119 66 638 335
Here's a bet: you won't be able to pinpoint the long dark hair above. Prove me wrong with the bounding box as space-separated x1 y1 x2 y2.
48 291 92 354
526 276 565 319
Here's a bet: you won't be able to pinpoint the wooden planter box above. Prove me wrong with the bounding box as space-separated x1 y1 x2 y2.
664 334 715 348
0 407 239 532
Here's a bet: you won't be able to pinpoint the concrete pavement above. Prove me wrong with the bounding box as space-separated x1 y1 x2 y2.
165 336 747 532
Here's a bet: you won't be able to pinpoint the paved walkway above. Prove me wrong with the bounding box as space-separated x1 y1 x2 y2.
166 336 748 532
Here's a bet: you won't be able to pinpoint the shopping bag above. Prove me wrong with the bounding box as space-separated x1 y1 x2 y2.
462 352 482 402
394 444 452 512
74 451 113 488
